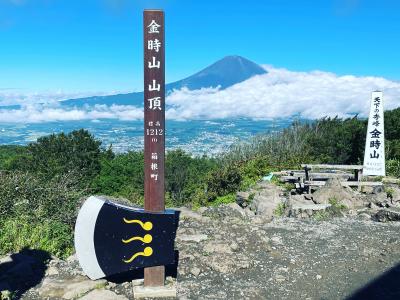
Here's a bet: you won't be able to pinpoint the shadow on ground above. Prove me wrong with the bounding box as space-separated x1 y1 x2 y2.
347 262 400 300
0 248 51 299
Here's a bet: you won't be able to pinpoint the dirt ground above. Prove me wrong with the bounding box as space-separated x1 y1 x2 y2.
2 204 400 300
175 206 400 300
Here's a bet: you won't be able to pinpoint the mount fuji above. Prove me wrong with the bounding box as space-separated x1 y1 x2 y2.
61 55 267 107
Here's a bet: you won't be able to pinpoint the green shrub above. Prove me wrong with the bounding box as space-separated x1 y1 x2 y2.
0 171 86 226
238 157 271 189
91 151 144 201
189 187 209 209
248 192 255 202
212 193 236 206
205 165 242 202
313 210 330 221
9 130 102 186
0 216 74 259
328 197 347 209
387 159 400 178
0 145 27 170
313 199 347 221
386 187 394 200
274 202 286 217
0 170 85 258
167 150 218 206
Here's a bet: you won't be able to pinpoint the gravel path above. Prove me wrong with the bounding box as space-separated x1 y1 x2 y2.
176 206 400 300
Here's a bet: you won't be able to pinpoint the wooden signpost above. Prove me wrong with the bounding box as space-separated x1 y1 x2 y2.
143 9 166 287
74 10 175 290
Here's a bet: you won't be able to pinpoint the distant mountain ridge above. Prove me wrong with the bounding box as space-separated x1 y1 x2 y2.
60 55 267 107
167 55 266 91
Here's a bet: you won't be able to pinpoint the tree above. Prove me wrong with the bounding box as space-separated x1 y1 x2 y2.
24 129 102 184
91 151 144 202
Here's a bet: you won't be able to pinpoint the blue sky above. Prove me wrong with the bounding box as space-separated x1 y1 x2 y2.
1 0 400 94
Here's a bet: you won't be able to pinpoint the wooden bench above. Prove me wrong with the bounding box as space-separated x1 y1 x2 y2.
292 171 352 177
304 180 383 187
301 164 364 188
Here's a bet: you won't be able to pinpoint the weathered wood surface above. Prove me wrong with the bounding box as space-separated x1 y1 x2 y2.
143 9 166 287
281 176 298 181
341 181 383 187
292 172 353 177
304 181 383 187
301 164 363 170
382 177 400 184
281 173 353 183
277 171 351 177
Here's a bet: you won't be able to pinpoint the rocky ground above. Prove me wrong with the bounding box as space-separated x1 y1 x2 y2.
1 180 400 300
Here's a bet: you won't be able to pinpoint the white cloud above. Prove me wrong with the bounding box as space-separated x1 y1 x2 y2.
0 66 399 123
0 104 143 123
166 66 400 120
0 90 125 106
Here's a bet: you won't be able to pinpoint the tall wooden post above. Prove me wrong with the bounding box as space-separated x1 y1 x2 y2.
143 9 165 287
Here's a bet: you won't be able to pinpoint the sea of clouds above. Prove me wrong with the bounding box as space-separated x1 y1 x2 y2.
1 66 399 123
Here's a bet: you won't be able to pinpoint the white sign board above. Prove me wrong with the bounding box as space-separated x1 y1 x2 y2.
363 91 385 176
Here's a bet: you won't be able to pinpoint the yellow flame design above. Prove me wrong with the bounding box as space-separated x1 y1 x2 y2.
122 234 152 244
123 247 153 263
123 218 153 231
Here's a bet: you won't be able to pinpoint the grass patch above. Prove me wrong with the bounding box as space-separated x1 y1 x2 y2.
313 198 347 221
274 202 287 217
212 193 236 206
271 176 295 192
313 210 330 221
248 192 256 202
0 216 74 259
328 197 347 210
385 187 395 201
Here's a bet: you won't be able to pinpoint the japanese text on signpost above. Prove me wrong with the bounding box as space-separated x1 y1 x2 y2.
144 11 165 212
363 91 386 176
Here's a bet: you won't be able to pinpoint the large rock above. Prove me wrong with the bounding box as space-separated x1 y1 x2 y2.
204 253 251 274
288 203 332 219
177 234 208 243
236 191 251 207
249 182 283 218
374 208 400 222
312 178 362 209
202 204 247 220
177 207 210 222
38 276 106 299
203 242 232 254
369 192 391 207
288 194 312 205
79 289 128 300
367 187 400 208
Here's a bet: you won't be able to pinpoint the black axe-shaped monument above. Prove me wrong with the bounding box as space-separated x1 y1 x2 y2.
74 196 177 280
